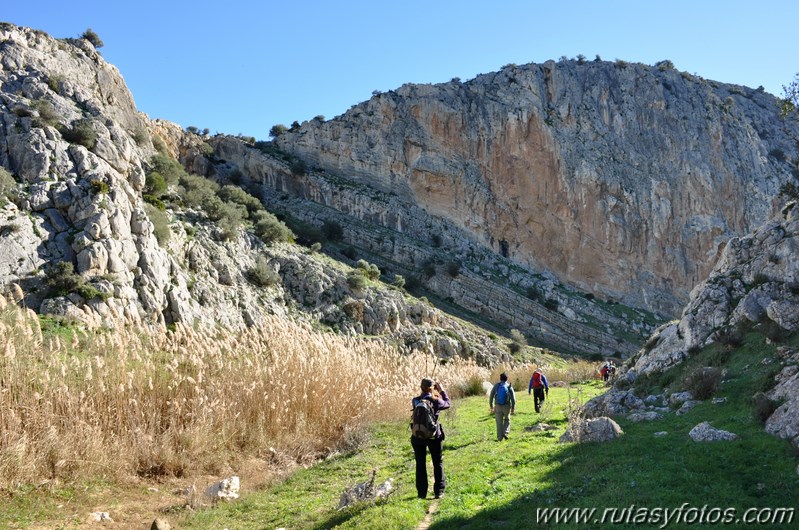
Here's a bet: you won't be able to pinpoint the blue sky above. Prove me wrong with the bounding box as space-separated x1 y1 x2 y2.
5 0 798 140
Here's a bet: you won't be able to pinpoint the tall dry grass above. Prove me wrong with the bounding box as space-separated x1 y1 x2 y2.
0 298 487 489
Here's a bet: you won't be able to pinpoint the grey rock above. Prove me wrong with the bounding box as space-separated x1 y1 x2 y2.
675 400 701 415
560 417 624 443
669 391 694 406
688 422 739 442
627 411 662 422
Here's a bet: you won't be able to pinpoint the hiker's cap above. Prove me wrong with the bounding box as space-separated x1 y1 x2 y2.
421 378 434 389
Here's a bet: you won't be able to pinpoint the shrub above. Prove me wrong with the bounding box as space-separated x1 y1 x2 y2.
290 159 307 176
150 154 187 187
655 59 674 71
683 367 721 400
60 119 97 149
131 127 149 146
760 317 786 343
81 28 104 48
33 99 59 126
391 274 405 289
269 124 288 138
714 326 743 348
342 299 365 322
526 286 542 301
253 211 294 244
310 242 322 253
45 261 84 296
144 203 171 245
0 167 17 204
544 298 559 311
342 246 357 260
422 259 437 278
145 171 168 197
46 74 64 94
247 257 279 287
11 105 33 118
453 374 485 398
152 135 168 154
347 271 368 290
322 220 344 242
77 283 109 301
752 392 779 424
446 261 461 277
219 185 262 218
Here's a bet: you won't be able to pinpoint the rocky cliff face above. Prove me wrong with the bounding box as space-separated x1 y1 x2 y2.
617 201 799 446
274 60 799 315
0 24 508 364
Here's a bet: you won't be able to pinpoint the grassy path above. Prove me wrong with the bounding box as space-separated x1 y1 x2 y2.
181 334 799 529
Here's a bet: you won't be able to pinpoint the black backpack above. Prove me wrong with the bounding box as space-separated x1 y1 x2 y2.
411 398 438 439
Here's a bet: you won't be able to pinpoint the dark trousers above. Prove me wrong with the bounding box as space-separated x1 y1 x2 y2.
411 435 445 498
533 387 546 412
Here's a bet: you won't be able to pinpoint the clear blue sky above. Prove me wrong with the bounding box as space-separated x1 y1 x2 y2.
5 0 798 140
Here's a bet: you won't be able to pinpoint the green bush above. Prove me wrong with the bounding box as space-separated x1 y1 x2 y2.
322 220 344 242
131 127 149 146
46 261 84 296
145 171 168 197
60 119 97 149
152 135 168 154
0 167 17 205
247 257 279 287
81 28 104 48
683 367 721 400
253 211 294 244
310 242 322 253
33 99 59 126
454 374 486 398
269 124 288 138
179 172 219 211
347 271 368 290
446 261 461 277
290 159 307 176
391 274 405 289
752 392 779 424
144 203 171 245
219 185 262 218
150 154 187 187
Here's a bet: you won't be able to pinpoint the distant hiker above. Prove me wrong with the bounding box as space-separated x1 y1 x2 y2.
601 361 616 383
489 372 516 441
528 368 549 413
410 378 451 499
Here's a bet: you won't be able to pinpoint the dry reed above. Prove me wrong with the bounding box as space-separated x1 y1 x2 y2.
0 300 487 488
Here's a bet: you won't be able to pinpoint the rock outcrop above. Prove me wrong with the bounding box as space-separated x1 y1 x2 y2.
630 202 799 377
688 422 739 442
274 60 799 316
0 24 508 364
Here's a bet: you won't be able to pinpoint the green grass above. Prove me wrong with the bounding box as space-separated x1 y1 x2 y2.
178 334 799 529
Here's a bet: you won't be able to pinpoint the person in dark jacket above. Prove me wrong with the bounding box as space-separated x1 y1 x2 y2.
411 378 451 499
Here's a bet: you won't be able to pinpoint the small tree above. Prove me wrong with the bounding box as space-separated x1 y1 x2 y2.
81 28 104 48
269 124 288 138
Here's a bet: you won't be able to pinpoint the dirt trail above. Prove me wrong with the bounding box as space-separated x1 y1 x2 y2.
415 499 440 530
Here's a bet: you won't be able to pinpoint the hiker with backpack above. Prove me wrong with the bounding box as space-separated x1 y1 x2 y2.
410 378 451 499
528 368 549 413
489 372 516 441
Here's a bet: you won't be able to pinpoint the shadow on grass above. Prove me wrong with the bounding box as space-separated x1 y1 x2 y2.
428 414 799 529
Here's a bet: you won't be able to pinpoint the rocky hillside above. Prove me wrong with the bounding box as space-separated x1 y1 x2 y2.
0 23 515 365
273 59 799 317
592 200 799 447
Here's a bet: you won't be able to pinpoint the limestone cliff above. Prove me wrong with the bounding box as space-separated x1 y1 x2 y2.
274 60 799 316
0 23 508 364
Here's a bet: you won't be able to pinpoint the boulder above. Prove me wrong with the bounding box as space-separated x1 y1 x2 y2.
559 417 623 443
688 422 739 442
